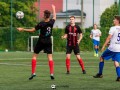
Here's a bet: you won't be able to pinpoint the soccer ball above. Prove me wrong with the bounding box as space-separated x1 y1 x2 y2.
51 84 56 89
5 49 8 52
16 11 24 19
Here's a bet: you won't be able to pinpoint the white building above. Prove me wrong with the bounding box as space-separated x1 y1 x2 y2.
54 9 86 28
54 0 117 28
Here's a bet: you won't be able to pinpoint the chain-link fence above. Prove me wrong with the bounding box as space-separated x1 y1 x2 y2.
0 27 109 51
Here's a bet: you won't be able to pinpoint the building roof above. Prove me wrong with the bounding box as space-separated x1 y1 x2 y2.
56 9 86 18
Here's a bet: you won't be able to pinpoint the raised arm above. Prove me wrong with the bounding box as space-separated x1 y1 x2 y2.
17 28 36 32
52 4 56 20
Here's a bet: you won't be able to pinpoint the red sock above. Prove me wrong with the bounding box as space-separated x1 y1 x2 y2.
32 59 36 74
66 58 70 72
49 60 54 75
78 58 85 71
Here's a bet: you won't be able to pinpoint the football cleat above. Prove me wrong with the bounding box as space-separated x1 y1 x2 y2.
29 74 36 80
82 70 86 74
66 71 70 74
116 77 120 81
50 75 55 80
93 73 103 78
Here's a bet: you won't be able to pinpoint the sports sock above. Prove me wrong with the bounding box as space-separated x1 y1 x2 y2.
95 48 98 54
116 67 120 77
32 59 36 74
97 48 99 54
78 58 85 71
99 62 104 74
49 60 54 75
66 58 70 72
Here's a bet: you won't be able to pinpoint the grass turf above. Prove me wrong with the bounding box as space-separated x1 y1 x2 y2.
0 51 119 90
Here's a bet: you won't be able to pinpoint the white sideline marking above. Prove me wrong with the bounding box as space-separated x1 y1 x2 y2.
0 58 56 60
0 58 32 60
0 63 99 68
0 57 112 61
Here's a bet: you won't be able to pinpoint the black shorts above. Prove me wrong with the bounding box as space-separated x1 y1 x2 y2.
34 37 52 54
66 44 80 55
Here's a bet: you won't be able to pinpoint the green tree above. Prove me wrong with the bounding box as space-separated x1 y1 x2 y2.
0 0 38 51
100 4 118 28
0 0 37 27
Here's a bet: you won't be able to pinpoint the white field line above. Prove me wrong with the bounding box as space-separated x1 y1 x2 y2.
0 58 32 60
0 57 111 60
0 62 112 68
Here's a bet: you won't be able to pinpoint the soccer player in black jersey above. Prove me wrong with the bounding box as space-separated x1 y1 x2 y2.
62 16 86 74
17 5 56 80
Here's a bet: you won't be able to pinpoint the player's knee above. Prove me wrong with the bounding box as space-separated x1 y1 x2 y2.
32 56 37 60
66 56 70 59
114 61 119 67
66 57 70 60
32 53 38 59
32 57 37 60
76 55 81 60
94 46 97 49
48 57 53 61
97 46 99 49
47 54 52 58
66 54 71 59
100 57 104 62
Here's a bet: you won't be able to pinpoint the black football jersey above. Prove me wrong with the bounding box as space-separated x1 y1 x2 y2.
35 19 55 38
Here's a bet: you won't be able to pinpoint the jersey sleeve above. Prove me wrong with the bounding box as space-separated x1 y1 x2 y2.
35 22 42 31
50 19 55 26
65 26 68 34
109 27 114 35
77 26 82 34
90 30 93 35
99 30 101 34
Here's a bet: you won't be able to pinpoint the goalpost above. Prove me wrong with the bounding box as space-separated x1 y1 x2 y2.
28 36 53 52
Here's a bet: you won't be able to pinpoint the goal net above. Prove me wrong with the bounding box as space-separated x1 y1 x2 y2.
28 36 53 52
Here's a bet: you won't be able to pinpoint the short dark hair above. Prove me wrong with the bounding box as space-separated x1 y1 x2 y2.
114 15 120 23
44 10 51 19
70 16 75 19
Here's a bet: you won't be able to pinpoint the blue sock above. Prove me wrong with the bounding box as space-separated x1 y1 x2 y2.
95 49 97 54
116 67 120 77
96 49 98 54
99 62 104 74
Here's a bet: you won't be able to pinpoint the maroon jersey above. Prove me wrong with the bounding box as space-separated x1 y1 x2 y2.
65 25 82 46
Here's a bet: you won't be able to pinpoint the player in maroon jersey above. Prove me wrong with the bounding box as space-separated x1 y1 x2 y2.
62 16 86 74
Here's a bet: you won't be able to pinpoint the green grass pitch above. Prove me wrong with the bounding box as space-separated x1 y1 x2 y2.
0 51 119 90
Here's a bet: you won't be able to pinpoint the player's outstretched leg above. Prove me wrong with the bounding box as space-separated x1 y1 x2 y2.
116 66 120 81
49 60 55 80
48 54 55 80
29 58 37 80
114 61 120 81
93 57 104 78
66 58 70 74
